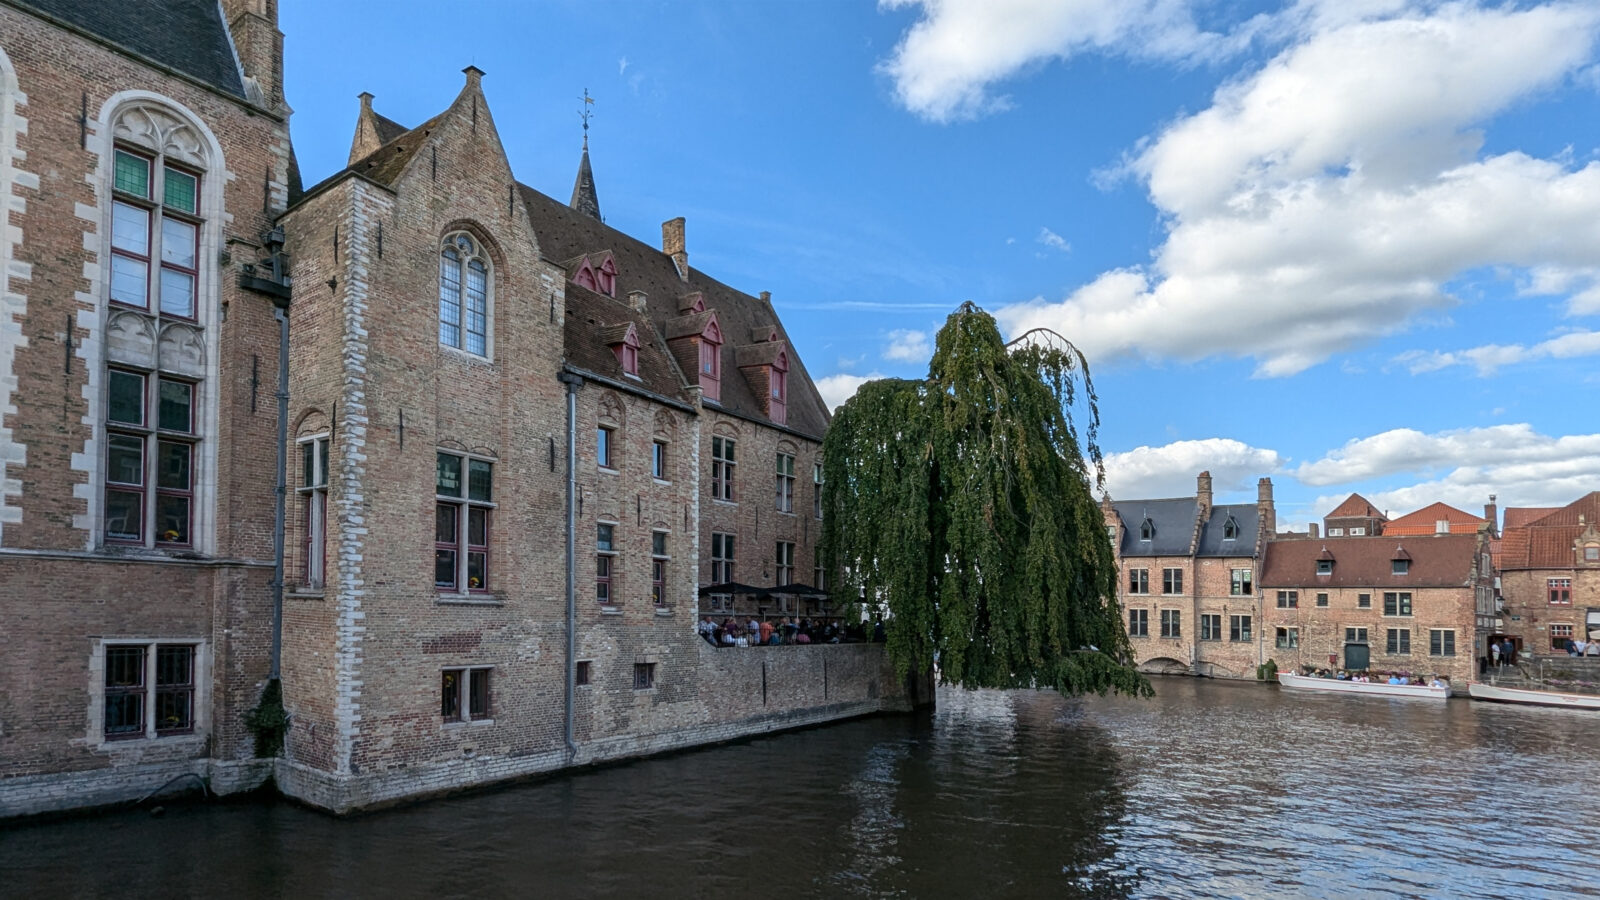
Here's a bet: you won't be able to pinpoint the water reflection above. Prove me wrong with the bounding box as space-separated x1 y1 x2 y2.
4 679 1600 898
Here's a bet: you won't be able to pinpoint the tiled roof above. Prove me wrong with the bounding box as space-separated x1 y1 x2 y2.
298 109 448 200
1327 493 1385 519
1498 492 1600 569
1260 535 1479 588
372 112 408 145
1383 502 1486 536
563 286 689 404
1503 507 1558 529
13 0 246 99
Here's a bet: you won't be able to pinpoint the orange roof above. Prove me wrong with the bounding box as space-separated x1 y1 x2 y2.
1327 493 1385 519
1503 507 1559 529
1497 492 1600 570
1383 501 1487 536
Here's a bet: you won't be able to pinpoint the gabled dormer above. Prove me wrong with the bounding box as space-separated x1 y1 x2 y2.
566 251 618 298
601 322 641 378
1316 546 1334 576
665 308 722 402
735 334 789 425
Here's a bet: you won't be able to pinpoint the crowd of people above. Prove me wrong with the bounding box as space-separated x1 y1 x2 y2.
697 616 885 647
1299 665 1448 688
1563 637 1600 657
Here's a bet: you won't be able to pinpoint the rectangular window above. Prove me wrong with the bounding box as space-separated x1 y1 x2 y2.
1386 628 1411 655
1358 593 1371 609
297 435 331 588
1350 527 1366 536
575 660 592 686
1128 568 1149 595
1383 592 1412 617
1275 627 1298 649
1230 568 1253 596
1276 590 1298 609
1316 592 1329 607
652 531 668 608
711 532 734 584
1327 528 1344 536
103 642 196 741
775 453 795 513
775 541 795 586
1549 578 1572 605
814 461 824 519
1160 609 1181 638
441 667 491 723
1162 568 1183 595
633 662 656 690
597 523 616 605
1316 560 1332 575
652 440 667 480
1429 629 1456 657
1551 623 1575 651
1128 608 1148 637
110 149 201 319
814 561 827 591
1200 614 1221 641
1392 559 1409 575
711 436 735 502
597 425 615 469
436 452 493 592
1345 627 1368 644
104 370 199 547
1230 615 1252 642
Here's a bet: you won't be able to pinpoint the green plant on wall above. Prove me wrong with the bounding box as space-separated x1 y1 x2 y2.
245 678 288 758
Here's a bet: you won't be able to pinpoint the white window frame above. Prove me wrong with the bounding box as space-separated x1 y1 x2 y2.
88 638 211 748
438 231 492 358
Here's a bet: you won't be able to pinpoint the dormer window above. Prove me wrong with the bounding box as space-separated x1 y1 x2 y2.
769 350 789 426
1392 559 1409 575
596 257 617 297
1317 560 1332 575
605 323 641 378
1139 519 1153 541
1223 516 1239 541
699 318 722 402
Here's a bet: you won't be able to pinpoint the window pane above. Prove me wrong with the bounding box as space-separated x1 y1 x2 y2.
159 268 196 318
467 551 487 590
112 202 151 254
436 503 458 543
155 494 190 544
161 217 197 268
114 150 150 197
158 379 193 432
110 254 150 308
106 645 146 687
441 670 460 721
318 440 330 486
652 532 666 556
467 459 492 502
468 506 488 546
597 427 610 466
465 259 488 356
105 489 143 541
156 645 193 686
597 523 613 551
155 685 193 733
435 549 458 588
157 441 190 489
108 434 145 485
469 669 490 719
108 370 146 424
302 441 317 488
436 453 462 496
439 249 462 348
163 167 198 214
104 692 145 737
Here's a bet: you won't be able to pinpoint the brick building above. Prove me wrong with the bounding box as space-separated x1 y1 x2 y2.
1258 531 1493 688
1496 492 1600 657
1382 501 1491 537
0 1 917 819
1322 492 1387 537
1107 473 1276 679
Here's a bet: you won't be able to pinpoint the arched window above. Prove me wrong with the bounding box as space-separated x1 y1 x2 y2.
101 101 216 550
440 232 489 356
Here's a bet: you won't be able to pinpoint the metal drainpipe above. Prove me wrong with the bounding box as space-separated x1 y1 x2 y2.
269 303 289 681
559 371 583 761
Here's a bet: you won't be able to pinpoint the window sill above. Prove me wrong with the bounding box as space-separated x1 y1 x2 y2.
95 732 207 753
442 719 496 729
441 344 494 366
599 605 623 616
436 593 504 607
654 607 673 617
653 478 671 486
777 511 796 518
286 588 326 600
712 499 737 508
599 466 619 476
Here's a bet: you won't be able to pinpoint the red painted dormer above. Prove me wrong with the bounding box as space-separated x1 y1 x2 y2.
569 252 618 298
698 317 722 401
734 331 789 424
603 322 641 377
769 349 788 425
665 306 723 402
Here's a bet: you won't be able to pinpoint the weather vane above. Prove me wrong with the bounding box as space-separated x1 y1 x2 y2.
579 88 594 151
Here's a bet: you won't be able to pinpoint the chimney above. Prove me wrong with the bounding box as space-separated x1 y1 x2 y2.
628 290 648 313
760 291 772 305
1196 471 1213 515
221 0 285 109
1484 495 1498 537
462 65 484 90
1308 523 1320 539
662 217 688 281
1257 477 1276 536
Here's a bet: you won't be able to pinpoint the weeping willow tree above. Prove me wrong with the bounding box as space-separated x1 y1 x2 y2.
821 302 1149 697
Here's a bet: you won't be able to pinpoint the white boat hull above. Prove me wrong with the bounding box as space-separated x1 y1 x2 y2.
1467 682 1600 710
1277 672 1449 699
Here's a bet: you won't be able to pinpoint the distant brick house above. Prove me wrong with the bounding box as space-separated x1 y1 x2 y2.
1322 493 1387 537
1382 501 1490 537
1259 532 1493 687
1496 492 1600 656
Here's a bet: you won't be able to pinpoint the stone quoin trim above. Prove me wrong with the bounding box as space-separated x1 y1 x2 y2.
0 46 38 541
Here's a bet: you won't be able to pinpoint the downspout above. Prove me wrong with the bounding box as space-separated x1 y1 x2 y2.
269 303 289 680
559 370 584 761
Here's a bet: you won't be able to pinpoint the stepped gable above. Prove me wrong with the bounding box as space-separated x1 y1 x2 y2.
1260 534 1479 588
518 183 831 440
1195 504 1260 556
1384 501 1487 536
562 284 690 403
1500 492 1600 569
1112 498 1199 557
13 0 247 98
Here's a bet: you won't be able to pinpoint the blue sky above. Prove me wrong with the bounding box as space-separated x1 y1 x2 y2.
283 0 1600 527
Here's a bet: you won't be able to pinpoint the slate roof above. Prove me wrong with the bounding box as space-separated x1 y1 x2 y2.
570 148 601 220
1196 504 1260 557
1260 534 1480 588
1113 498 1198 557
562 286 690 405
1383 502 1486 536
372 112 408 145
12 0 245 99
1498 492 1600 570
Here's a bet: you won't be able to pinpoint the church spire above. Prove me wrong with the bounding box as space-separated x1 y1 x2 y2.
570 88 601 220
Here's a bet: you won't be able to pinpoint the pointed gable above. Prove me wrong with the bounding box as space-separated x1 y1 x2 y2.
1384 502 1487 536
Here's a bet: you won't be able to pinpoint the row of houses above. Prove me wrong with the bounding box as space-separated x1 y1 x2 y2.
1108 473 1600 686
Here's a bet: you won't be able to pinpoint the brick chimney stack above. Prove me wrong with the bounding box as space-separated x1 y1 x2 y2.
662 217 688 281
1257 477 1276 535
1196 471 1213 517
221 0 285 109
1484 494 1498 537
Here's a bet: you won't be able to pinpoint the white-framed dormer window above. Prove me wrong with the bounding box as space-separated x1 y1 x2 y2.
439 232 490 356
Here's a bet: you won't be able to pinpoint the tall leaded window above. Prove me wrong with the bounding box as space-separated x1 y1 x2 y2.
110 147 199 318
436 451 493 593
813 461 824 519
596 522 616 604
711 532 735 583
298 435 331 588
652 531 669 608
439 232 489 356
105 370 198 546
775 452 795 513
712 436 736 502
775 541 795 585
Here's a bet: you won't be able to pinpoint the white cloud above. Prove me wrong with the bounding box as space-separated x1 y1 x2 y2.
618 57 629 76
1037 226 1070 252
882 329 932 363
1102 438 1283 500
878 0 1253 123
992 4 1600 377
1294 425 1600 490
1395 329 1600 375
816 372 887 411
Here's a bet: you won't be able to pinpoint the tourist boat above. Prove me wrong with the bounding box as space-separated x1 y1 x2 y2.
1277 672 1450 700
1466 682 1600 710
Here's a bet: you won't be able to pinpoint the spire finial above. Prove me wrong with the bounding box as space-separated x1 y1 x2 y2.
579 88 594 151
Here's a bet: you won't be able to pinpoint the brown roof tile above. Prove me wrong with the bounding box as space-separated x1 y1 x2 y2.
1383 501 1487 536
1503 507 1559 529
1260 534 1479 588
1327 493 1385 519
562 286 689 403
1497 493 1600 569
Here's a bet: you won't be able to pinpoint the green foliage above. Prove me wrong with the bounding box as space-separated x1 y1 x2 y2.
1257 659 1279 681
821 303 1150 698
245 678 288 758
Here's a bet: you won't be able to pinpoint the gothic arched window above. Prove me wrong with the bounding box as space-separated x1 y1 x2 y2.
439 232 490 356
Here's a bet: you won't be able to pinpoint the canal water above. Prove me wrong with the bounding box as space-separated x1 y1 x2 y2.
5 678 1599 899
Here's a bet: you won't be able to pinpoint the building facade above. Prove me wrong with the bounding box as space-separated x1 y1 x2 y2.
1496 492 1600 657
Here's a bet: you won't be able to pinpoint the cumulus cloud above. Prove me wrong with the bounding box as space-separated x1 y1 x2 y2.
815 372 887 411
1395 329 1600 375
878 0 1252 122
991 3 1600 376
882 329 932 363
1295 425 1600 492
1102 438 1283 500
1037 226 1070 252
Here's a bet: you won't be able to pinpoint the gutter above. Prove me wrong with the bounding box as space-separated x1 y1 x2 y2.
558 370 584 761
